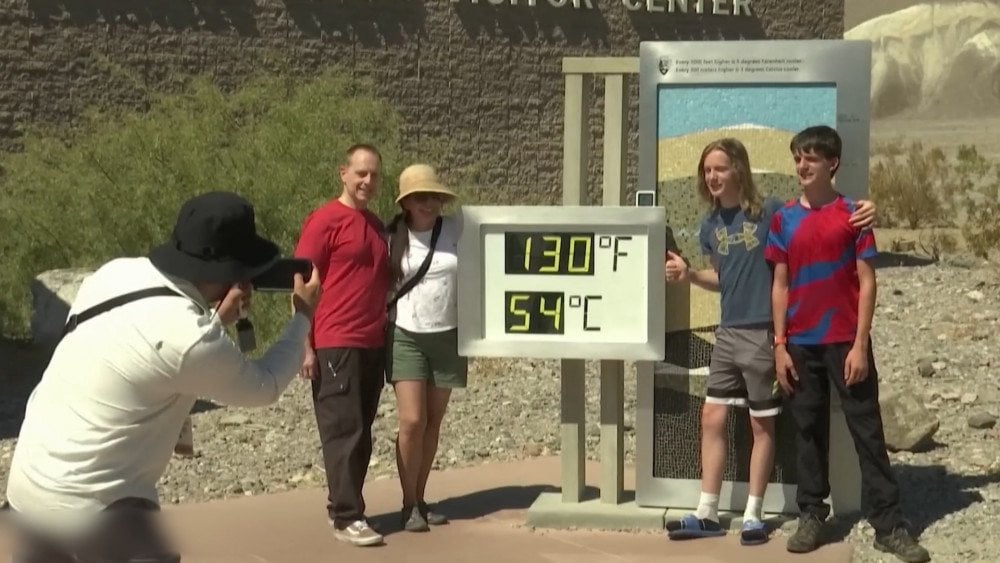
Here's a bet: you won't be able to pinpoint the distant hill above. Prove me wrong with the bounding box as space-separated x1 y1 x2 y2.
843 0 955 30
845 1 1000 119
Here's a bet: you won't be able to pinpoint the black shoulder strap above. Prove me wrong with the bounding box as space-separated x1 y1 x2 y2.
387 216 443 312
61 287 185 338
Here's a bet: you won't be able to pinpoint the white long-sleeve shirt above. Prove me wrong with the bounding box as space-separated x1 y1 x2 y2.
6 257 308 536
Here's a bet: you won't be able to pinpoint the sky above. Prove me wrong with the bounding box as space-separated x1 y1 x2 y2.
657 84 838 138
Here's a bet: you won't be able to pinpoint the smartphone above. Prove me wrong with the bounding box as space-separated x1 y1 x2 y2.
251 258 312 292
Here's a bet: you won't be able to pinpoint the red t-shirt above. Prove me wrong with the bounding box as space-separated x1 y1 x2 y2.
294 199 389 349
764 195 877 345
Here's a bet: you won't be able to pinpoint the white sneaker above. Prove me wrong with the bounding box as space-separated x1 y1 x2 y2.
330 519 384 547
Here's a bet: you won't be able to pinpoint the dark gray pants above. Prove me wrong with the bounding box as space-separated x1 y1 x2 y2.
8 497 180 563
311 347 385 528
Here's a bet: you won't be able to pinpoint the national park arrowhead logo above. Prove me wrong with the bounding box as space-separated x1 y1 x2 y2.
659 57 671 75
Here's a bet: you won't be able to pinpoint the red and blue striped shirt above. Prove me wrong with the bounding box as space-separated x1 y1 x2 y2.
764 195 877 345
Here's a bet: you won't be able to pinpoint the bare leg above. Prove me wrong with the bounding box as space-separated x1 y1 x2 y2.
748 415 776 499
416 385 452 503
393 380 427 507
700 402 729 496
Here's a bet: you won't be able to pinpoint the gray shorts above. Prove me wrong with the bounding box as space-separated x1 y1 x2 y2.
706 325 782 418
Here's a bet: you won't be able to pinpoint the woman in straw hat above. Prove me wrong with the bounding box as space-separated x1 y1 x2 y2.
384 163 466 532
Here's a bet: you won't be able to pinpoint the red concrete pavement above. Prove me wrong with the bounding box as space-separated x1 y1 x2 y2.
0 457 853 562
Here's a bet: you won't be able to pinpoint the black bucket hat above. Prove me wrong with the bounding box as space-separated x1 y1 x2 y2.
149 191 281 284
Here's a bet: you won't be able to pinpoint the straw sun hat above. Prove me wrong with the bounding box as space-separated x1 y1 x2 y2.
395 163 457 204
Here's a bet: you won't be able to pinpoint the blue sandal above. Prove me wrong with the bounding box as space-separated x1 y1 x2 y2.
666 514 725 540
740 519 769 545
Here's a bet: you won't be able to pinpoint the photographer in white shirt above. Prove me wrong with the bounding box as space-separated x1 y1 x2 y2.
4 191 321 563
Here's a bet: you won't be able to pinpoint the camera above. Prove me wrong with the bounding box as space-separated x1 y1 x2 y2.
251 258 312 292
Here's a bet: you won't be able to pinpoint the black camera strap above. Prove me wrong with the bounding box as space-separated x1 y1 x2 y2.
61 287 185 339
387 216 443 313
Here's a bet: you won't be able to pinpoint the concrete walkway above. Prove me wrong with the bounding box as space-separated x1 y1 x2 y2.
0 458 853 562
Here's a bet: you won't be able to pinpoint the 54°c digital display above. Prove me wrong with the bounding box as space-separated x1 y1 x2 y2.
504 291 603 335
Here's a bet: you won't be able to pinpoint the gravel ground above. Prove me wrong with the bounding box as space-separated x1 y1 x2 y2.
2 255 998 561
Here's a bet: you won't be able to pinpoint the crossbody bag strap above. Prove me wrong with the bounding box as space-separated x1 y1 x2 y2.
61 287 186 338
387 215 443 312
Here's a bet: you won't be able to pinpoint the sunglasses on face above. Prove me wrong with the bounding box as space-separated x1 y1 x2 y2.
409 193 445 203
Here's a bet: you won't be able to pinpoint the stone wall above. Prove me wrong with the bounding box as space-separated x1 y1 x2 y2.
0 0 843 203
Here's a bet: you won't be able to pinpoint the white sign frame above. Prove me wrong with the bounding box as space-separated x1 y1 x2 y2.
457 205 666 361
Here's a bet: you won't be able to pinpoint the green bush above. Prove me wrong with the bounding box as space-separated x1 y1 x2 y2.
963 198 1000 259
869 142 949 229
869 141 1000 260
0 68 432 344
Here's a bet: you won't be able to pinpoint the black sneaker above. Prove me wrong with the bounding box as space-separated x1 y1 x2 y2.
786 513 825 553
418 501 449 526
874 527 931 563
401 505 429 532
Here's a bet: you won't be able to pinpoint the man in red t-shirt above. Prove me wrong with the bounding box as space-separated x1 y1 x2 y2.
294 144 390 547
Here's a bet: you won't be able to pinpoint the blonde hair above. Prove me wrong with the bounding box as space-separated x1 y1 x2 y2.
696 138 763 220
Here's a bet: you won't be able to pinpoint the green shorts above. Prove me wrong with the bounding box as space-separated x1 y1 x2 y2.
386 326 468 389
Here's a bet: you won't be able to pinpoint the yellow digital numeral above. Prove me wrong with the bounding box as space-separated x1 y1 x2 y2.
539 295 562 331
567 235 591 273
523 236 532 272
539 235 561 273
508 294 530 332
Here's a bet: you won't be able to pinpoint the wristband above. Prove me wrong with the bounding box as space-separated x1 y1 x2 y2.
773 335 787 347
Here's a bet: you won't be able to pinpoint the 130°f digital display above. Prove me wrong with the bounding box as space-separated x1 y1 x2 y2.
504 232 595 275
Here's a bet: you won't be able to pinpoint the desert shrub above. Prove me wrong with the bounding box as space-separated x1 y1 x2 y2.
918 229 959 262
963 198 1000 259
0 68 459 343
869 142 949 229
870 141 1000 260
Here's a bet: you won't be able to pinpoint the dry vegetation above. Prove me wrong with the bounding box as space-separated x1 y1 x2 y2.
870 140 1000 260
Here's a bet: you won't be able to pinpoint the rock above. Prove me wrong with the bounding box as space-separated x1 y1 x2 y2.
968 413 997 429
880 391 940 452
917 358 936 378
219 414 251 427
960 393 978 405
522 443 544 457
966 290 985 302
30 268 95 344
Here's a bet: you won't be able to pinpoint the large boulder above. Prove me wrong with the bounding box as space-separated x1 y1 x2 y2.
880 390 940 452
31 268 94 344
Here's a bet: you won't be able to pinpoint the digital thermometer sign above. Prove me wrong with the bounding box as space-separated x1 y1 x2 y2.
457 206 666 361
